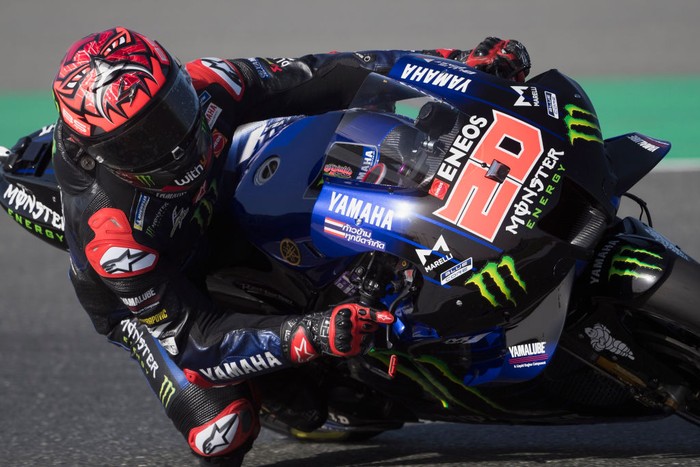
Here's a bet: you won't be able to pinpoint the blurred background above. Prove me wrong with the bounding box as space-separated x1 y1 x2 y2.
1 1 699 465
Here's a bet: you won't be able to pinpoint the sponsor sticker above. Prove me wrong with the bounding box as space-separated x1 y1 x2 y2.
415 235 452 272
205 103 223 128
198 57 244 100
440 257 473 285
324 217 386 251
511 85 540 107
508 340 548 368
545 91 559 119
133 194 149 231
327 190 394 230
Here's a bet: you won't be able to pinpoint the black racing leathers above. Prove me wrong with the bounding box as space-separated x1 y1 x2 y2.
54 48 466 386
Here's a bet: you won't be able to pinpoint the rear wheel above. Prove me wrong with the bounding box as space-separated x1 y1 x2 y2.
624 249 700 423
626 313 700 426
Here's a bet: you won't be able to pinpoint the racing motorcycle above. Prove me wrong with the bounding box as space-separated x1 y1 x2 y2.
2 54 699 441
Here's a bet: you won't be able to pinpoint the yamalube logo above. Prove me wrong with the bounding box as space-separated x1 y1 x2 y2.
100 247 157 275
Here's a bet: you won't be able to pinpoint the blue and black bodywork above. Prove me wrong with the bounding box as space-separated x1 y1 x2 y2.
2 55 699 424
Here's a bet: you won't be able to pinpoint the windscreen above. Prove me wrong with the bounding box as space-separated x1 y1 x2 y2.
321 73 467 191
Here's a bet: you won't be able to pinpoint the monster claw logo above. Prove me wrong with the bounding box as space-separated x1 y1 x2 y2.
134 175 156 188
563 104 602 145
192 180 219 231
159 375 176 408
609 246 663 280
465 256 526 307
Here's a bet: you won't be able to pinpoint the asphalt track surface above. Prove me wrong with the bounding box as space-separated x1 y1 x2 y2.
2 1 700 466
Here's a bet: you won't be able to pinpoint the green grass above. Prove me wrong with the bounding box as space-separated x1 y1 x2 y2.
0 91 56 147
579 76 700 162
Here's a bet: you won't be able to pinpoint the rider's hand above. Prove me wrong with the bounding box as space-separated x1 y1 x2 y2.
465 37 531 82
281 303 394 363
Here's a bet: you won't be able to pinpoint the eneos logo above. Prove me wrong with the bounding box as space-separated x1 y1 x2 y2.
433 110 544 242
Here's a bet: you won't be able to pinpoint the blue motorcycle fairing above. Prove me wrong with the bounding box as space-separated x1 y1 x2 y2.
224 57 674 388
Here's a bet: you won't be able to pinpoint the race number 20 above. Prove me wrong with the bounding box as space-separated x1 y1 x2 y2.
433 111 543 242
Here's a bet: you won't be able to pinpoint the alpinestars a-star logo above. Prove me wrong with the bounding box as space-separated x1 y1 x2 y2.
86 208 160 278
290 328 317 363
100 247 157 274
198 57 244 99
195 414 239 456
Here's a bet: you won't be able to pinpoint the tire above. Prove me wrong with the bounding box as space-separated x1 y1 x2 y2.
260 413 401 443
638 253 700 335
626 313 700 426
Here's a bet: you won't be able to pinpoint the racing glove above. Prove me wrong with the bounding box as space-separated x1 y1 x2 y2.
463 37 531 82
281 303 394 364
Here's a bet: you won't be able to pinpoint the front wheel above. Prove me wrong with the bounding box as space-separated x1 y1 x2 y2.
260 409 403 442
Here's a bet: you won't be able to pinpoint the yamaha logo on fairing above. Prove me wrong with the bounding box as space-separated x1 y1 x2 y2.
400 63 472 94
357 147 379 181
327 191 394 230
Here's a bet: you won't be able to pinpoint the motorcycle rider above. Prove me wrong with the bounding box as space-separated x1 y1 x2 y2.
50 27 530 465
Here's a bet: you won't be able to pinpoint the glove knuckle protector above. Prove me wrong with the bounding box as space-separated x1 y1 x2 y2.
281 303 394 362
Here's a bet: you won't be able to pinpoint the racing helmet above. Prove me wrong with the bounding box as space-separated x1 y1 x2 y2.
52 27 211 194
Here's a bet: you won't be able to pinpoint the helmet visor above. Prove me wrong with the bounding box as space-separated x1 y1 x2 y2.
113 118 213 193
84 67 200 171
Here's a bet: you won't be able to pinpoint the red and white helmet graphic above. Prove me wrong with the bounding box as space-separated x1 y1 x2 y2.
53 27 171 137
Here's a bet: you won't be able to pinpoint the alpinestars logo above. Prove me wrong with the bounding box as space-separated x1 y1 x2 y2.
199 58 244 99
292 334 317 363
609 246 663 280
465 256 526 307
195 414 239 456
101 247 157 274
563 104 602 145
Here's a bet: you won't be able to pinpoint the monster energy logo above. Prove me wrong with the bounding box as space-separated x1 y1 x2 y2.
609 246 663 280
563 104 602 145
135 175 156 188
465 256 526 307
159 375 176 408
193 180 218 231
